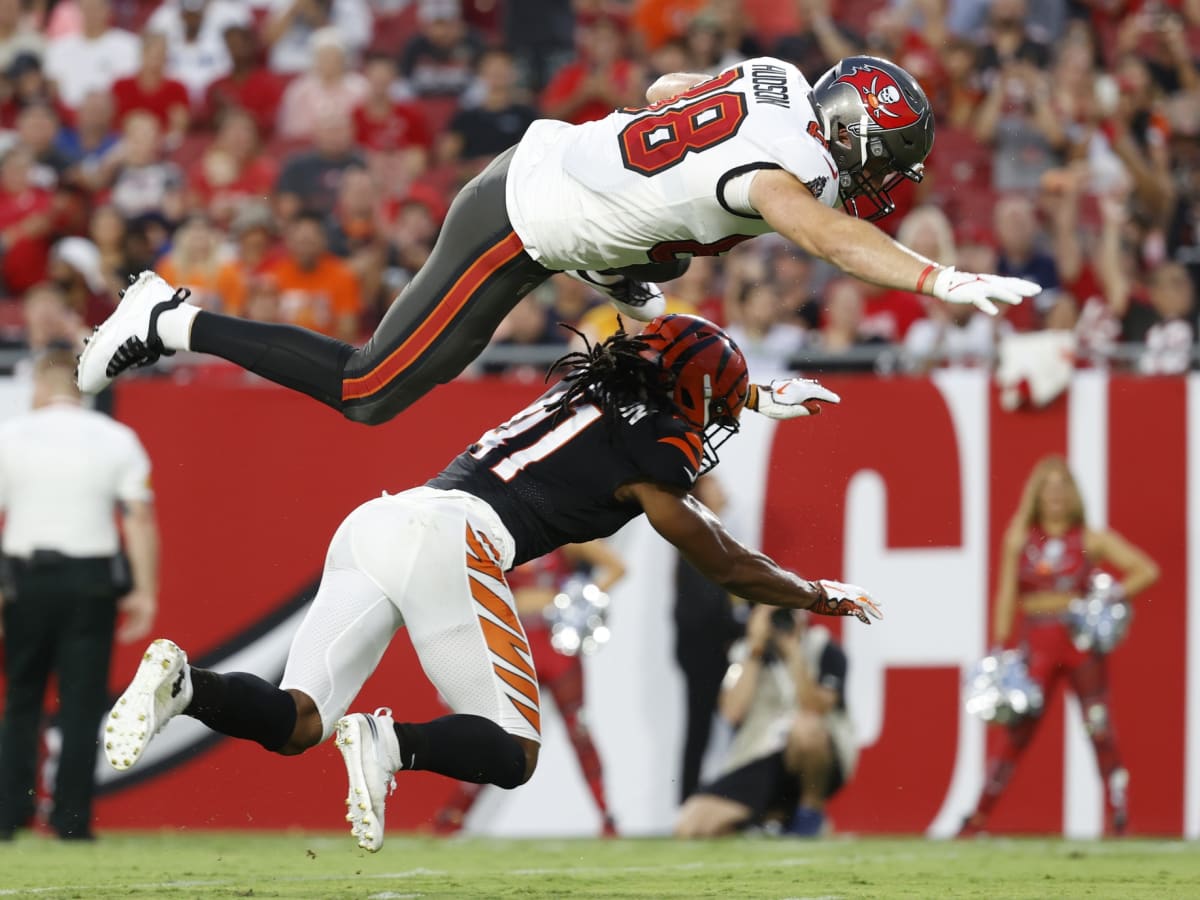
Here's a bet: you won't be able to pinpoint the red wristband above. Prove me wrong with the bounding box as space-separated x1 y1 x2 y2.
916 263 938 294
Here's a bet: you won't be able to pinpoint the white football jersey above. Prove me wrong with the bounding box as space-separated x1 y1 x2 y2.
505 57 839 271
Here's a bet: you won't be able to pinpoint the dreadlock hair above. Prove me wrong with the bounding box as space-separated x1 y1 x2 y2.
546 321 674 426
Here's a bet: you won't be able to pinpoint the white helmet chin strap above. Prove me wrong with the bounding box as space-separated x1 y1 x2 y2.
702 374 713 427
857 114 870 168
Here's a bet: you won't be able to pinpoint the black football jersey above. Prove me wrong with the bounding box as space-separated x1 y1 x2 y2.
428 386 704 567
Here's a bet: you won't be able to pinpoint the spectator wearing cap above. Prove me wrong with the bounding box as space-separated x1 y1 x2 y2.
111 31 190 144
0 144 54 295
277 27 368 142
400 0 484 99
187 108 277 230
273 109 364 220
216 201 281 317
263 0 372 76
264 209 361 340
202 25 287 138
47 236 111 325
439 48 536 181
42 0 140 111
55 90 118 172
542 15 640 126
145 0 250 103
0 0 44 74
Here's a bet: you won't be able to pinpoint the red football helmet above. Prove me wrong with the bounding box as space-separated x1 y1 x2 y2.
638 314 749 473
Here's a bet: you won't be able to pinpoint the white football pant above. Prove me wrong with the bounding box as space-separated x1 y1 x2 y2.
280 487 542 743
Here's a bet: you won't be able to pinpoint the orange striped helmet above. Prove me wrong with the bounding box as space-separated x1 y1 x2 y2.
638 314 749 472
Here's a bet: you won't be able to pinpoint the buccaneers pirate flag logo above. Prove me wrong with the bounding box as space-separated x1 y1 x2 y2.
835 65 921 130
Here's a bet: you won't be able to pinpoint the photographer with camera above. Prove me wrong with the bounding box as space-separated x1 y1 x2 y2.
675 603 857 838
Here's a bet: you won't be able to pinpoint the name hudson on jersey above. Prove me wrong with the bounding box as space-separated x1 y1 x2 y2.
751 63 790 108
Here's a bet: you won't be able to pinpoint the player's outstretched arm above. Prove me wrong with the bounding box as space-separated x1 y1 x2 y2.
749 169 1042 316
617 480 882 624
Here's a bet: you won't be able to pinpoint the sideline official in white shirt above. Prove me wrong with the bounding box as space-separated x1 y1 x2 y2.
0 348 160 841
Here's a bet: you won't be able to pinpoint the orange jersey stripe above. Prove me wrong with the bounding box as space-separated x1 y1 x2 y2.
658 434 702 469
469 574 524 636
466 526 505 583
493 663 539 705
478 615 536 681
507 695 541 734
342 232 525 401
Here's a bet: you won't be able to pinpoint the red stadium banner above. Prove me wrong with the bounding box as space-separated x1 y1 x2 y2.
1 371 1195 837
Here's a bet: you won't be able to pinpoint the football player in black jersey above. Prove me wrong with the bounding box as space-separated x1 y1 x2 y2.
100 314 881 852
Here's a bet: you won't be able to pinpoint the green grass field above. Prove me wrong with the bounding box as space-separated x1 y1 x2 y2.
1 833 1197 899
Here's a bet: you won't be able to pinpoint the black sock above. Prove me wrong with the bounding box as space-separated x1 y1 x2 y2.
185 669 298 752
190 312 355 411
394 715 527 789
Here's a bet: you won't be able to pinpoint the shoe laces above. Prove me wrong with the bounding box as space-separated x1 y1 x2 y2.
610 278 654 307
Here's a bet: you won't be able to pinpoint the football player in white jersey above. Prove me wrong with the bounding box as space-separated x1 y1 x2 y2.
76 55 1039 424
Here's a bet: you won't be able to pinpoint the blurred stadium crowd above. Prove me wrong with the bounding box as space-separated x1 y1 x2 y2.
0 0 1198 378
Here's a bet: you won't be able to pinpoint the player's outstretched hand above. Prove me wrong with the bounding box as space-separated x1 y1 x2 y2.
931 266 1042 317
815 579 882 625
748 378 841 419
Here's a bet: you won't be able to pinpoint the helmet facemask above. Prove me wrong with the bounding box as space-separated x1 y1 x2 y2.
695 374 743 476
836 131 925 221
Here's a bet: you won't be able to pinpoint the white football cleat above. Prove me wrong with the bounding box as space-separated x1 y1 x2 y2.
75 271 190 394
335 708 401 852
105 638 193 771
569 270 666 322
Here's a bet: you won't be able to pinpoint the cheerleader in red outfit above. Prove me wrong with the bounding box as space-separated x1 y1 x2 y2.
433 540 626 836
962 456 1159 836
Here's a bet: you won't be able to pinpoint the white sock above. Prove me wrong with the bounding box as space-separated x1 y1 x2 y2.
156 303 201 352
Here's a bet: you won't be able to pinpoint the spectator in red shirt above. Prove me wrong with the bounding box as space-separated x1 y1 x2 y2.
0 142 55 292
202 25 287 138
187 108 278 230
112 31 190 143
352 53 430 165
0 144 54 294
542 15 641 125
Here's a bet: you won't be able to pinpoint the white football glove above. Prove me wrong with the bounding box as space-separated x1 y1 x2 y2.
931 266 1042 317
814 579 883 625
747 378 841 420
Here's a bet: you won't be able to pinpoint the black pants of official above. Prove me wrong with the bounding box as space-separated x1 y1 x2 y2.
188 146 688 426
674 556 743 803
0 561 118 838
